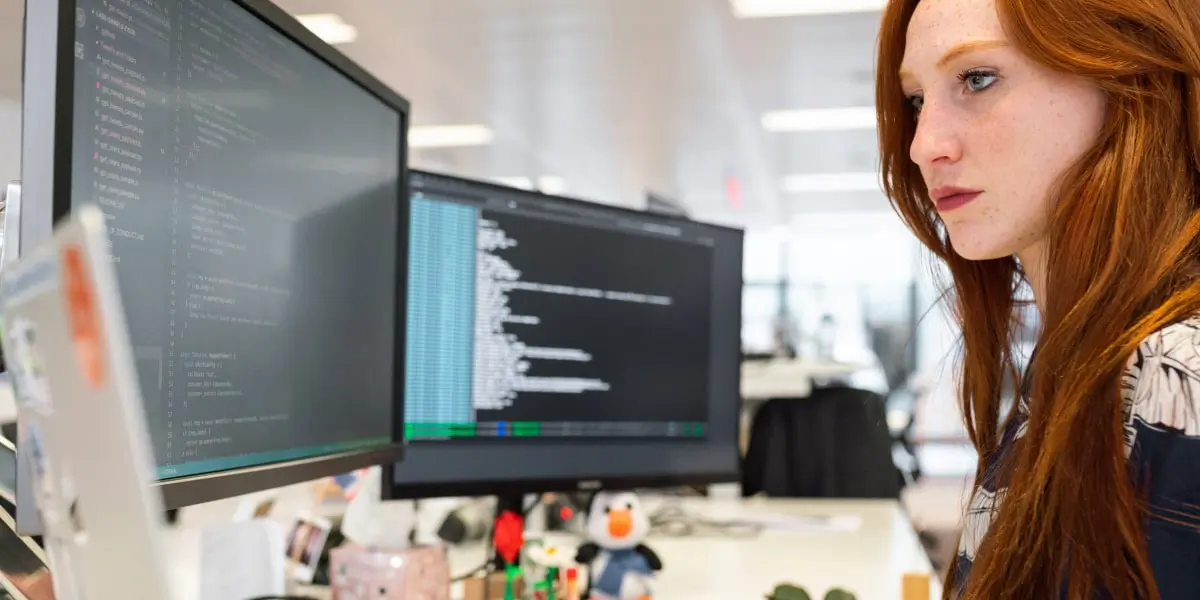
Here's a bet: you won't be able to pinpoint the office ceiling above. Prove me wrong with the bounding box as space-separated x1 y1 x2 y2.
0 1 890 228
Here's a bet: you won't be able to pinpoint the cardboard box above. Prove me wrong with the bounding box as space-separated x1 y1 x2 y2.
461 571 525 600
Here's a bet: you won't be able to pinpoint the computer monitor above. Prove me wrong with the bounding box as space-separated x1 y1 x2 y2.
384 170 744 499
18 0 409 530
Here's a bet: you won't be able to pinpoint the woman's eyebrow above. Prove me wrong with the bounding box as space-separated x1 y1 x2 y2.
898 39 1008 82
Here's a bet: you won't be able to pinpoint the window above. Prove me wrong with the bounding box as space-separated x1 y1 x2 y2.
742 283 781 353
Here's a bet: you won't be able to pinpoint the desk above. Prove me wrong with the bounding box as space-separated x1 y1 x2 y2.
640 497 941 600
169 490 941 600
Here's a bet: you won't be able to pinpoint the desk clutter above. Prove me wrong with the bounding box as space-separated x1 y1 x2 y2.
0 468 942 599
457 491 662 600
274 488 918 600
254 487 866 600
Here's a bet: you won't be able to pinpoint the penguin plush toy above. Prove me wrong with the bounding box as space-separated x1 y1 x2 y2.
574 491 662 600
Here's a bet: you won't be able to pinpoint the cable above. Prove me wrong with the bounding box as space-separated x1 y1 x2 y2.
646 495 763 538
564 487 763 538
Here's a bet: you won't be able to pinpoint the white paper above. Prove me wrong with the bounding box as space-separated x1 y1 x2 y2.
733 513 863 533
340 465 415 549
199 520 287 600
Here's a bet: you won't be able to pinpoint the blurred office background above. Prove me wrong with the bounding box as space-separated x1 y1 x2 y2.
0 0 1029 570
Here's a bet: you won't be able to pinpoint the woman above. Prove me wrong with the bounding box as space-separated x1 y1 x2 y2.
876 0 1200 598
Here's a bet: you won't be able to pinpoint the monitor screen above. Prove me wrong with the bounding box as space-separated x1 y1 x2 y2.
386 171 743 497
20 0 408 513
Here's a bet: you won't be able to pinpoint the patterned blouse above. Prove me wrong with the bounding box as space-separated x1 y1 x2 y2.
954 317 1200 598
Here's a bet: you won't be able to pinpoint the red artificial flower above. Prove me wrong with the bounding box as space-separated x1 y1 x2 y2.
493 510 525 565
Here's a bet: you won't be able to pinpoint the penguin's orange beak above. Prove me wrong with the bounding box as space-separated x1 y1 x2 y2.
607 509 633 538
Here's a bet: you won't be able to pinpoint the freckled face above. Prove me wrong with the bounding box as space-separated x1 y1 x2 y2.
899 0 1107 260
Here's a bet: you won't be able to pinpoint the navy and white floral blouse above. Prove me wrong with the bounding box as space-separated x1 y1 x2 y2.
954 317 1200 598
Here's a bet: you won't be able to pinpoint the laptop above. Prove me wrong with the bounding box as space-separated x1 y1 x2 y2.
0 205 175 599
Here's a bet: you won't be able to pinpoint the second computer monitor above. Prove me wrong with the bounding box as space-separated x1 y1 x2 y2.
386 171 743 498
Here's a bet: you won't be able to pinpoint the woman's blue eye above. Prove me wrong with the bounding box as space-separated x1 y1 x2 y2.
961 70 997 93
905 70 994 118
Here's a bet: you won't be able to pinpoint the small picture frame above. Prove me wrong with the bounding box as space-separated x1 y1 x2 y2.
285 512 332 583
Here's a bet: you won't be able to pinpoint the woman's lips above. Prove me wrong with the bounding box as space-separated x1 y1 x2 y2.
935 191 981 212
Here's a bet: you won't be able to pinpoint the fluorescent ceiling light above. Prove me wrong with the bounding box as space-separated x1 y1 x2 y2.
295 13 358 45
409 125 494 149
731 0 886 18
783 172 881 193
494 176 566 194
762 106 876 132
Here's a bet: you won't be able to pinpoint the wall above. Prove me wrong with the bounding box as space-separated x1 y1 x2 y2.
742 213 919 286
0 100 16 424
741 212 969 441
741 212 921 352
913 252 967 441
787 212 918 285
0 100 17 187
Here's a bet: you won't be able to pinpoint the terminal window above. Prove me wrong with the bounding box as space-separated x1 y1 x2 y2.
405 181 714 441
71 0 400 479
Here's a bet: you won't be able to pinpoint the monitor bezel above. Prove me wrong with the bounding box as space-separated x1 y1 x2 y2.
21 0 410 512
383 169 745 500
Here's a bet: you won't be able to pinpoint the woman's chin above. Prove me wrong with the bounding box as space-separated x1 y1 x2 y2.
949 235 1016 262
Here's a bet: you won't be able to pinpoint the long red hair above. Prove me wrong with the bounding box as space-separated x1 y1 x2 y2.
876 0 1200 598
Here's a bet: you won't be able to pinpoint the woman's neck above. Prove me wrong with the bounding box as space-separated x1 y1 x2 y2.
1022 240 1051 316
1018 240 1049 315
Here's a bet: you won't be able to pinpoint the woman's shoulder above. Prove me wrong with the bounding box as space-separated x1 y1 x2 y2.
1121 317 1200 587
1132 314 1200 357
1122 315 1200 442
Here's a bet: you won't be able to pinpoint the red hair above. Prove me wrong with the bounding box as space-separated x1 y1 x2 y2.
876 0 1200 598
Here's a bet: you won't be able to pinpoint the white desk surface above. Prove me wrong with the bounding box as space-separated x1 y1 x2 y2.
169 488 941 600
642 497 941 600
